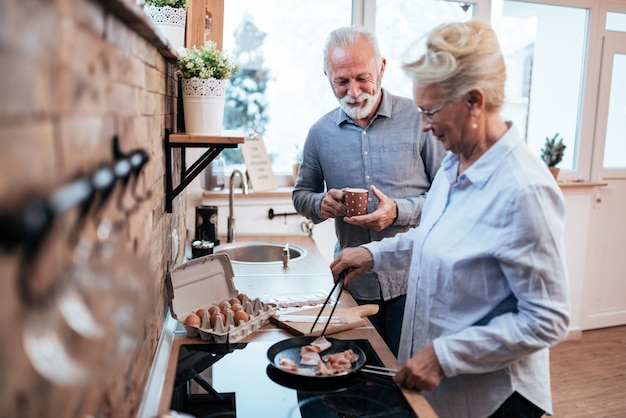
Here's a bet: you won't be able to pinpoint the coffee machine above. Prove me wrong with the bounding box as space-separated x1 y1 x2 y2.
192 205 218 258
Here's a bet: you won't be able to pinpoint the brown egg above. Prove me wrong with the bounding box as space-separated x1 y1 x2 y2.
234 310 249 324
184 313 201 327
207 305 219 316
237 293 247 303
229 297 240 306
196 308 206 318
218 300 231 311
231 303 243 312
210 312 225 328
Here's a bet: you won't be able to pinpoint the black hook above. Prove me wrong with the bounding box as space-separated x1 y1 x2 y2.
16 199 56 306
268 208 300 220
115 149 151 215
126 149 151 210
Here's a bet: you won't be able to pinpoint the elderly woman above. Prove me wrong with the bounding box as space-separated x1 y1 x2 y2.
330 20 570 418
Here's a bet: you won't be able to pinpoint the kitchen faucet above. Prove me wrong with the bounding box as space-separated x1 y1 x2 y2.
282 243 290 268
227 169 249 243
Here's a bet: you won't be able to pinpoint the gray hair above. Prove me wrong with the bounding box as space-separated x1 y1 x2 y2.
323 26 383 73
402 20 506 112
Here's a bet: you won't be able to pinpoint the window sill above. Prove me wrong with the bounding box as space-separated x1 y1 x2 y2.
558 180 608 188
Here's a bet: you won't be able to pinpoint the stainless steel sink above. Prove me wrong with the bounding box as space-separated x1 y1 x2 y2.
214 241 307 264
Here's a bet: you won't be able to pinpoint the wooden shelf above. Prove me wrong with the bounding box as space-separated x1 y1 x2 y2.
164 129 245 212
168 132 245 145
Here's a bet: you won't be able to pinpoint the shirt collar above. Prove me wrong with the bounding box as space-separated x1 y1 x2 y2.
442 122 518 189
335 88 392 126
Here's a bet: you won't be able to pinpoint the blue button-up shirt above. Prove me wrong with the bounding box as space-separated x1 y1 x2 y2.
293 89 445 300
364 124 570 417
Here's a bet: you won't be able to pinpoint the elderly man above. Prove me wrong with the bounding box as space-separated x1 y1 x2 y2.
292 26 445 356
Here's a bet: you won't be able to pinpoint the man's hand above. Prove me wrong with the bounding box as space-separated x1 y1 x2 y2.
343 185 397 231
394 344 445 391
320 188 347 219
330 247 374 286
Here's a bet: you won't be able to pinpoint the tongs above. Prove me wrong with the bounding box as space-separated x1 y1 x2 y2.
309 270 347 336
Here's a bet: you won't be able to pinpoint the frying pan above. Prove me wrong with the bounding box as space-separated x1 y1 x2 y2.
266 335 367 388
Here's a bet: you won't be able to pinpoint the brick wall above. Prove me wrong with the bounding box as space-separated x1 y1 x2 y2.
0 0 186 417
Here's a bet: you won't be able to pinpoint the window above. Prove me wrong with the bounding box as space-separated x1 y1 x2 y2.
374 0 474 98
219 0 624 183
606 11 626 31
221 0 351 174
601 51 626 168
491 1 589 171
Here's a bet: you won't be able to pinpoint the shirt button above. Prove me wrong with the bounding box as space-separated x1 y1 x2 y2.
363 151 368 156
365 175 370 180
362 130 367 135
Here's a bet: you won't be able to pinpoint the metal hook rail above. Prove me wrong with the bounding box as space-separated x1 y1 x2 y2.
0 136 151 306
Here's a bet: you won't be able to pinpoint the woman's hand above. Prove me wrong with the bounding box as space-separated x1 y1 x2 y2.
330 247 374 286
394 343 445 391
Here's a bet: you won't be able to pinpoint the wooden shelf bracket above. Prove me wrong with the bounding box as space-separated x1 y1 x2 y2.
164 129 244 212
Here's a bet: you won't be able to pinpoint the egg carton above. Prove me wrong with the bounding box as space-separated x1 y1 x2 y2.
182 294 275 342
168 253 277 343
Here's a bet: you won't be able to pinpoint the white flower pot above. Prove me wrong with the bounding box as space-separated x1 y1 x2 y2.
144 5 187 52
181 77 227 135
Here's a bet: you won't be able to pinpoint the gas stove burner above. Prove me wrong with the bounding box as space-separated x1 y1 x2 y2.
266 364 359 392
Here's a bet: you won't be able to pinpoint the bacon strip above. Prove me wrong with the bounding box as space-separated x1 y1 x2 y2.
320 349 360 374
300 351 321 366
310 336 332 352
281 338 360 376
277 356 299 373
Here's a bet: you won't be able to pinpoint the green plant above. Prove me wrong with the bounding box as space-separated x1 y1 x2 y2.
541 133 567 167
176 41 239 80
144 0 189 8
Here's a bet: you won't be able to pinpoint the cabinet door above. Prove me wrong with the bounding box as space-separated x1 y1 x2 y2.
582 31 626 330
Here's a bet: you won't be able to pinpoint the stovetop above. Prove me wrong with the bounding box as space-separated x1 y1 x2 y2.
171 339 416 418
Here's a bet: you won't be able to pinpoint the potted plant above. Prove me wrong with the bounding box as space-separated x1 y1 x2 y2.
144 0 189 52
177 41 239 135
541 133 566 179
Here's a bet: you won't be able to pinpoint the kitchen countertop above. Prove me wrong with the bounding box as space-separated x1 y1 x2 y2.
158 235 437 417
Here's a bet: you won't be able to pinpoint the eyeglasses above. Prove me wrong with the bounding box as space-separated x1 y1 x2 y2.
416 99 452 123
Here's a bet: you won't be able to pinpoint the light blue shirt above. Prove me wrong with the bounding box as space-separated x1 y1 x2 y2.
364 124 571 418
293 89 445 301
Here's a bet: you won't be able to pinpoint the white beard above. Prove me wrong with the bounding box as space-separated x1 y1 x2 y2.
339 90 381 121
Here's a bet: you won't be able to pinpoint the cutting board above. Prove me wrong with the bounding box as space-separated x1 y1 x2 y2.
270 304 379 337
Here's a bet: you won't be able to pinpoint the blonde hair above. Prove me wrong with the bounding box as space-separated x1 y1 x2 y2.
402 19 506 112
